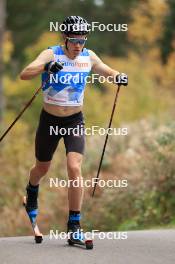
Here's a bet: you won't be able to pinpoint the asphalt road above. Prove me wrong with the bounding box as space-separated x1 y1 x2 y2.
0 230 174 264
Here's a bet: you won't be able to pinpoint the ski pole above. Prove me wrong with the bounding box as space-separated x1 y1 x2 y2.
92 84 121 197
0 77 50 143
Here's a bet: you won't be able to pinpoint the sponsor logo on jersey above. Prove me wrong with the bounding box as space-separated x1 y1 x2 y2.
61 61 89 68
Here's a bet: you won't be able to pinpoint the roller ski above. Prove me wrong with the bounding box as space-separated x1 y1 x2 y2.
67 221 93 250
23 183 43 244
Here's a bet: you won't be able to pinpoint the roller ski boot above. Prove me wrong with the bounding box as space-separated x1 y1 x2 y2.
67 221 93 250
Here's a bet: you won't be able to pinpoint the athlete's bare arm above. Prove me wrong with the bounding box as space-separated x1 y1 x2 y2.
89 50 119 80
20 49 54 80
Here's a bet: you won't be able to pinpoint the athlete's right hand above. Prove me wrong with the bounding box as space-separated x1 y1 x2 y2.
44 61 64 74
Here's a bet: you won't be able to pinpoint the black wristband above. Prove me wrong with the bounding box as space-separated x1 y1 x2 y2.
44 61 53 72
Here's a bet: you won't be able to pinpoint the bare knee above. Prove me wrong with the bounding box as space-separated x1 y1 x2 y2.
67 163 81 179
31 161 51 177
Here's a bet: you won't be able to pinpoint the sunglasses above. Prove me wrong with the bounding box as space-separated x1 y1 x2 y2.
66 37 87 45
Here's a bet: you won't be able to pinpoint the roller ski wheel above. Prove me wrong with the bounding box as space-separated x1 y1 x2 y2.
23 196 43 244
85 240 93 250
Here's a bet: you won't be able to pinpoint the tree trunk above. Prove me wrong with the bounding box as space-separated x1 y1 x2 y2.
0 0 6 122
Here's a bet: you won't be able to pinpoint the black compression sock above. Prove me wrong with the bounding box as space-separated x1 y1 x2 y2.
28 181 39 190
25 182 39 210
68 210 81 225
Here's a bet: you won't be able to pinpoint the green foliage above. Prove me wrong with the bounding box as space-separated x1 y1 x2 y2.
160 0 175 63
7 0 136 69
82 117 175 231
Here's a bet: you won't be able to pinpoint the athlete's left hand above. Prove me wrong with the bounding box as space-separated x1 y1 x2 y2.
115 73 128 86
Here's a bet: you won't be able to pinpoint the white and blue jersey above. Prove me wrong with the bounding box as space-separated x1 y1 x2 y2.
42 45 92 106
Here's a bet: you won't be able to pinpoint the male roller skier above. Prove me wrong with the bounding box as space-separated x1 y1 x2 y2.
20 16 128 242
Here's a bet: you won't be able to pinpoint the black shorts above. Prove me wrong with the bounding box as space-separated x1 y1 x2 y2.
35 108 85 162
